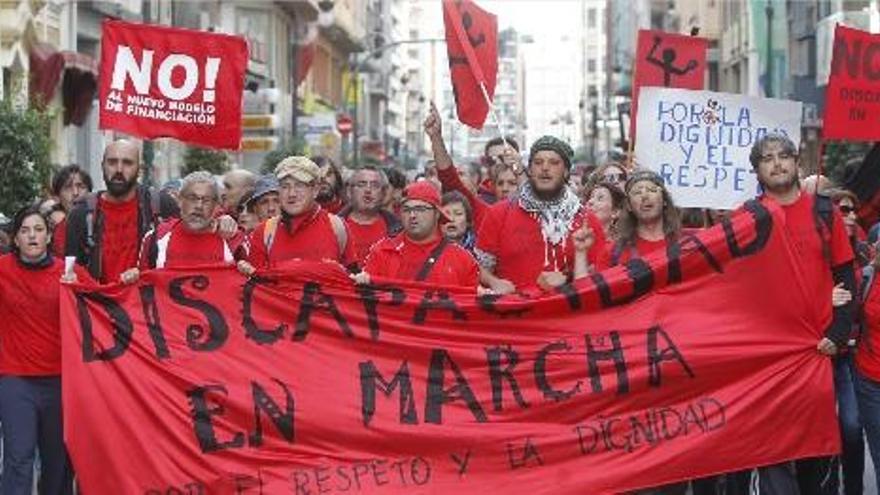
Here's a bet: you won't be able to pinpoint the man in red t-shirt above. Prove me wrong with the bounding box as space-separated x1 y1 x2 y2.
749 133 855 495
241 156 352 273
133 171 247 272
340 166 401 268
610 170 682 265
469 135 607 294
353 182 478 288
65 140 180 283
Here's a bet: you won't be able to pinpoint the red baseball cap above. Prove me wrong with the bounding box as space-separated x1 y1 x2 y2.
402 181 449 222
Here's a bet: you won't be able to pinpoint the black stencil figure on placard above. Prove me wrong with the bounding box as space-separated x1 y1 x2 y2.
646 35 699 86
448 2 486 67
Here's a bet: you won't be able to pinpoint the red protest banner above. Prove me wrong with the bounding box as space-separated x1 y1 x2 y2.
825 25 880 140
98 20 247 149
61 201 838 494
631 30 707 143
442 0 498 129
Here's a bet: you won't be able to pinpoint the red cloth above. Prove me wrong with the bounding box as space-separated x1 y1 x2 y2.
364 234 479 287
476 200 608 290
345 216 388 266
248 208 351 268
138 219 246 269
0 255 89 375
437 165 489 227
99 195 140 284
61 202 844 493
52 218 68 258
824 25 880 141
613 237 669 265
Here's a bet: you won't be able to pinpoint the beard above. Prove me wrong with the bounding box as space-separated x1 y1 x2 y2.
105 174 137 198
316 189 335 203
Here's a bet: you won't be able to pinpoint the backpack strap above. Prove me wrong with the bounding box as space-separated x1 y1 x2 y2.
813 193 834 264
862 265 876 303
415 238 449 282
84 193 99 249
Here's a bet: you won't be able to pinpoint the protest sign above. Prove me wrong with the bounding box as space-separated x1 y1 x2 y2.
825 24 880 141
443 0 498 129
98 20 247 149
635 87 802 210
61 200 838 494
630 30 707 143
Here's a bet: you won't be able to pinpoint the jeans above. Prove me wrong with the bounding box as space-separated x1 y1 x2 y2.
834 354 864 495
0 376 73 495
857 368 880 490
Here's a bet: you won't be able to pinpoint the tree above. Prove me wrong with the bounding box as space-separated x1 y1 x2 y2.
261 136 308 174
182 146 229 176
0 101 52 215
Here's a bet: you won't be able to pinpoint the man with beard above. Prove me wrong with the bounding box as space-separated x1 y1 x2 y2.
339 166 402 268
751 134 855 495
133 171 247 271
240 156 352 273
610 170 682 265
65 139 179 283
474 135 607 294
352 181 478 288
221 169 257 219
314 156 346 214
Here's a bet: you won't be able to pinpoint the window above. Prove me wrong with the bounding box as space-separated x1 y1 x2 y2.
588 59 597 73
587 8 596 28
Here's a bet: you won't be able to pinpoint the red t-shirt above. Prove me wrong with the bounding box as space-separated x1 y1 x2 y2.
364 234 479 288
476 200 608 290
612 237 668 265
248 208 352 268
99 195 140 283
859 280 880 380
346 216 388 266
51 218 67 258
767 193 853 334
138 220 247 269
0 255 90 375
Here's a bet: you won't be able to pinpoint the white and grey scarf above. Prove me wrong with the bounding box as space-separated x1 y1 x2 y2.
517 182 581 246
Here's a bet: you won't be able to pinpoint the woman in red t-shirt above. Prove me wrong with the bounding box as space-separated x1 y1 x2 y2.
0 205 88 493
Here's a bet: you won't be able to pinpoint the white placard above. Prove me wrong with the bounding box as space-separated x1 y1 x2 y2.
635 87 802 210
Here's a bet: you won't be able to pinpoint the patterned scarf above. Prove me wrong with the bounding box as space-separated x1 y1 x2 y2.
518 182 581 246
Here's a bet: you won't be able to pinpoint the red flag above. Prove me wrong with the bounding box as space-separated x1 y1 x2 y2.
62 201 839 494
98 20 247 150
631 30 707 143
442 0 498 129
825 25 880 141
296 41 316 86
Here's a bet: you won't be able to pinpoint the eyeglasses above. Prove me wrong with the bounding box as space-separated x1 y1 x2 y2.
402 205 435 215
353 181 383 190
839 205 856 215
604 172 624 183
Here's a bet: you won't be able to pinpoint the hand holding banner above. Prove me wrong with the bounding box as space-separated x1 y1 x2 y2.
98 20 248 149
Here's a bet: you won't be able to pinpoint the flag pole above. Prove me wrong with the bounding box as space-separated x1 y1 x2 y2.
479 81 512 152
816 138 826 194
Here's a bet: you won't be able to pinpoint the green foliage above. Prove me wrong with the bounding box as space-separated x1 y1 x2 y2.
0 101 52 215
182 146 229 176
261 136 308 175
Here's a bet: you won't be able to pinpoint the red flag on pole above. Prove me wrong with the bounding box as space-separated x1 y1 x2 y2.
631 30 707 144
442 0 498 129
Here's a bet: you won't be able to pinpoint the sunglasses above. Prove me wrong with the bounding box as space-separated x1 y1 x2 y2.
839 205 856 215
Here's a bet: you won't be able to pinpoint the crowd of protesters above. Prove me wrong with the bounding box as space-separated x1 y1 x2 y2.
0 100 877 495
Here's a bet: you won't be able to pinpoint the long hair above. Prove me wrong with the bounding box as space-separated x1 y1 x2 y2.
614 186 681 249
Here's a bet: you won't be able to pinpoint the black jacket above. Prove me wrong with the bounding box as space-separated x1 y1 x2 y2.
65 185 178 281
